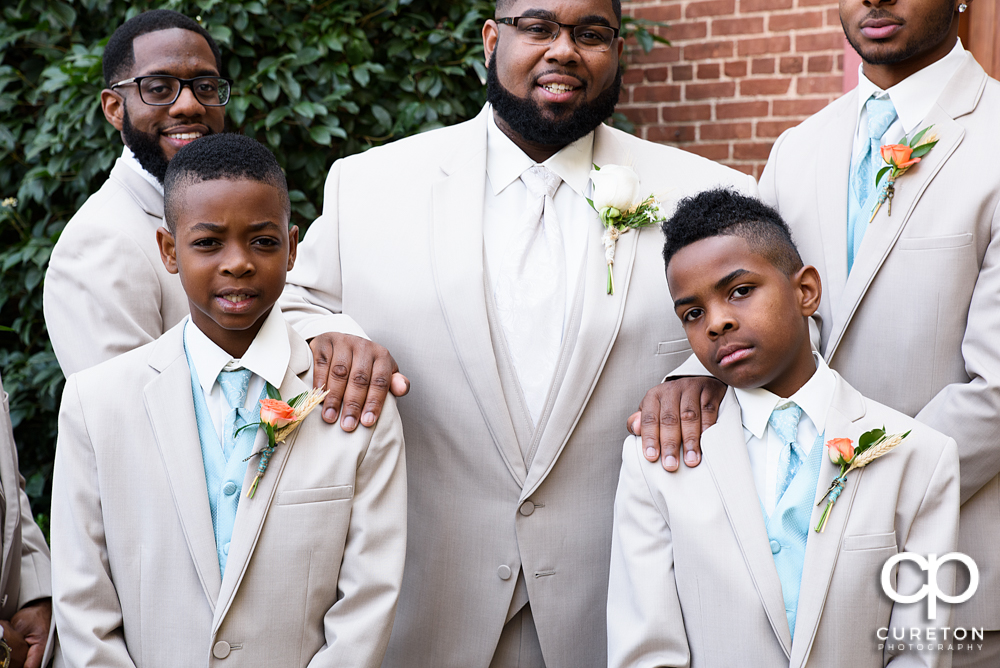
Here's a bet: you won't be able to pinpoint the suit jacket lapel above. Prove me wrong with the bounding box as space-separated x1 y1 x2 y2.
212 332 313 633
521 124 641 497
789 374 867 667
703 391 793 657
111 159 164 219
144 324 222 610
431 106 526 486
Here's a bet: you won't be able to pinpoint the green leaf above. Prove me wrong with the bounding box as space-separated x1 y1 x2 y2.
265 108 290 129
635 28 654 54
287 391 308 408
261 79 280 103
857 426 886 453
352 67 371 87
266 383 281 400
908 126 932 147
310 125 332 146
371 104 392 128
876 166 891 186
910 142 937 159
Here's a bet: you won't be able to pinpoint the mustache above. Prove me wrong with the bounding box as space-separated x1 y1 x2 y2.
862 8 904 22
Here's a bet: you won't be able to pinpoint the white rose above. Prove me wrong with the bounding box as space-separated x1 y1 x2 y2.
590 165 641 213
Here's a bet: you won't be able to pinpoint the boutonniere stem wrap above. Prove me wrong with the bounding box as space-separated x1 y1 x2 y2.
238 383 329 498
588 164 666 295
869 125 939 222
814 427 910 533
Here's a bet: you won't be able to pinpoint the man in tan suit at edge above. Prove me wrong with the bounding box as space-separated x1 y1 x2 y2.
633 0 1000 664
280 0 755 666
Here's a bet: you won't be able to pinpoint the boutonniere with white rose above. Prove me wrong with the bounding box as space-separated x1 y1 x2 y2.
814 427 910 533
588 164 667 295
869 125 939 222
238 383 329 498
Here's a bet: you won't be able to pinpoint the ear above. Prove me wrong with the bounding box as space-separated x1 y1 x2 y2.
793 264 822 317
101 89 125 132
483 20 499 69
156 227 179 275
616 35 624 59
286 224 299 272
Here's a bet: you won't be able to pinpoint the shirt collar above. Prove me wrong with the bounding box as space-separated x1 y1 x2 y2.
184 306 290 397
120 146 165 196
734 354 837 441
486 106 595 198
855 38 966 135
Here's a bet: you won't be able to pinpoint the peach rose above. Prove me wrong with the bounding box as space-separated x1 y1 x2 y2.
260 398 296 428
880 144 920 170
826 437 855 466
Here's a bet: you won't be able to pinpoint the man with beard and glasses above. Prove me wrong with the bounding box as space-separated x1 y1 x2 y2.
279 1 754 666
632 0 1000 665
43 11 404 432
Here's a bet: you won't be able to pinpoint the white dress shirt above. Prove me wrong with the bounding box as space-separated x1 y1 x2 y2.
484 107 596 422
120 145 165 196
734 354 837 515
183 306 290 441
851 38 966 185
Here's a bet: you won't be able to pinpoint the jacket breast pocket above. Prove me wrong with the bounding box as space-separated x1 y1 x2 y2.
843 531 897 551
277 485 353 506
655 339 691 356
896 232 973 251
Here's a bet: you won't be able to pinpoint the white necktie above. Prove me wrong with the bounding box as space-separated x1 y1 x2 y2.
494 165 566 426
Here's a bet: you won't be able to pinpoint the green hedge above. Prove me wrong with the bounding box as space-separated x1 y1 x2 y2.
0 0 661 522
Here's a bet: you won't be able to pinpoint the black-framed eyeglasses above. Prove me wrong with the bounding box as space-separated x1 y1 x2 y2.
110 75 233 107
497 16 620 52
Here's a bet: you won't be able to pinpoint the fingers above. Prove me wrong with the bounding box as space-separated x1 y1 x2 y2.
677 384 704 469
632 377 727 471
357 351 396 428
389 372 410 397
310 334 348 424
626 411 641 436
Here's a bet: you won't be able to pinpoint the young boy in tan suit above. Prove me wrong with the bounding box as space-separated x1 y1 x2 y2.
50 134 407 667
608 190 962 668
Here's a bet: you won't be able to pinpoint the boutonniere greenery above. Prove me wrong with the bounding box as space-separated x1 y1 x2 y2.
814 427 910 533
869 125 939 222
238 383 329 498
588 164 667 295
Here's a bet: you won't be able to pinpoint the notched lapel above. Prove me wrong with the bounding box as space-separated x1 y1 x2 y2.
213 368 310 633
144 330 223 610
430 111 526 487
703 392 793 657
521 126 641 497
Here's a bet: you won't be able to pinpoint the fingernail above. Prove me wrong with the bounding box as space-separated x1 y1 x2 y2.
324 408 337 421
685 451 699 465
665 456 678 469
362 411 375 425
645 446 657 459
343 416 357 430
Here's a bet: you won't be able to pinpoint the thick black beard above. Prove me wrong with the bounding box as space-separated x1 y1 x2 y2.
842 6 955 66
122 106 171 183
486 50 622 149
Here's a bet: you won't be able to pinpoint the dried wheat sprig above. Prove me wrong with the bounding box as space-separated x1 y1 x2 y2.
274 387 329 442
846 430 910 473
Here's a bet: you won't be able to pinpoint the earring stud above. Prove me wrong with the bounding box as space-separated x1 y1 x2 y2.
958 2 968 11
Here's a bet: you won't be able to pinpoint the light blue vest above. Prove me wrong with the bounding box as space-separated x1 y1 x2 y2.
184 335 264 576
762 432 824 639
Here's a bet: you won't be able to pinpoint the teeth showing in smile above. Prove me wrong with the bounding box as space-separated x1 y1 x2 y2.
222 294 250 304
542 83 575 93
167 132 203 140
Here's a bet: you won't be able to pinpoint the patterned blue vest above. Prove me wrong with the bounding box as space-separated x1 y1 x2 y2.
184 333 265 576
762 432 824 639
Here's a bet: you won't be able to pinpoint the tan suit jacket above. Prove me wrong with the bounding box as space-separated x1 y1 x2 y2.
0 373 52 617
758 53 1000 627
608 374 960 668
50 321 407 667
43 159 188 377
280 105 756 668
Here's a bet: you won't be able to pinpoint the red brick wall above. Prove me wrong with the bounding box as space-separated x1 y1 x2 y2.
620 0 846 178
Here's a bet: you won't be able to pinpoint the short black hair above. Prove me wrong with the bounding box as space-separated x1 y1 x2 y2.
495 0 622 23
103 10 222 87
662 189 803 276
163 133 290 232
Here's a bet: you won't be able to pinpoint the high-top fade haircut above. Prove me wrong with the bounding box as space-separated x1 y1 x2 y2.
163 133 290 233
495 0 622 22
103 10 222 87
662 189 803 276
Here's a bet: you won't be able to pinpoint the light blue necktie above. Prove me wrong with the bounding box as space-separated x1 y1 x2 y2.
770 402 804 504
219 368 252 457
847 96 898 273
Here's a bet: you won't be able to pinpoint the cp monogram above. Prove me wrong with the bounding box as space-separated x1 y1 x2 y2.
881 552 979 620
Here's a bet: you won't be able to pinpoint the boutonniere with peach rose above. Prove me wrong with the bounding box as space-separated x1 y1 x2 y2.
814 427 910 533
588 164 668 295
238 383 329 498
869 125 939 222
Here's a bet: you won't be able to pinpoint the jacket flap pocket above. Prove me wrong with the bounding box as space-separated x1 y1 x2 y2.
843 531 897 551
278 485 354 506
656 339 691 356
897 233 973 250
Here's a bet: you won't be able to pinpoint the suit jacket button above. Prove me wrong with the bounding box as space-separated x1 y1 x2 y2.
213 641 231 659
519 501 535 516
770 540 781 554
497 565 512 580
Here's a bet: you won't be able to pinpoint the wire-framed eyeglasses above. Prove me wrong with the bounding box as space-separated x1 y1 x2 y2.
110 75 233 107
496 16 620 52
